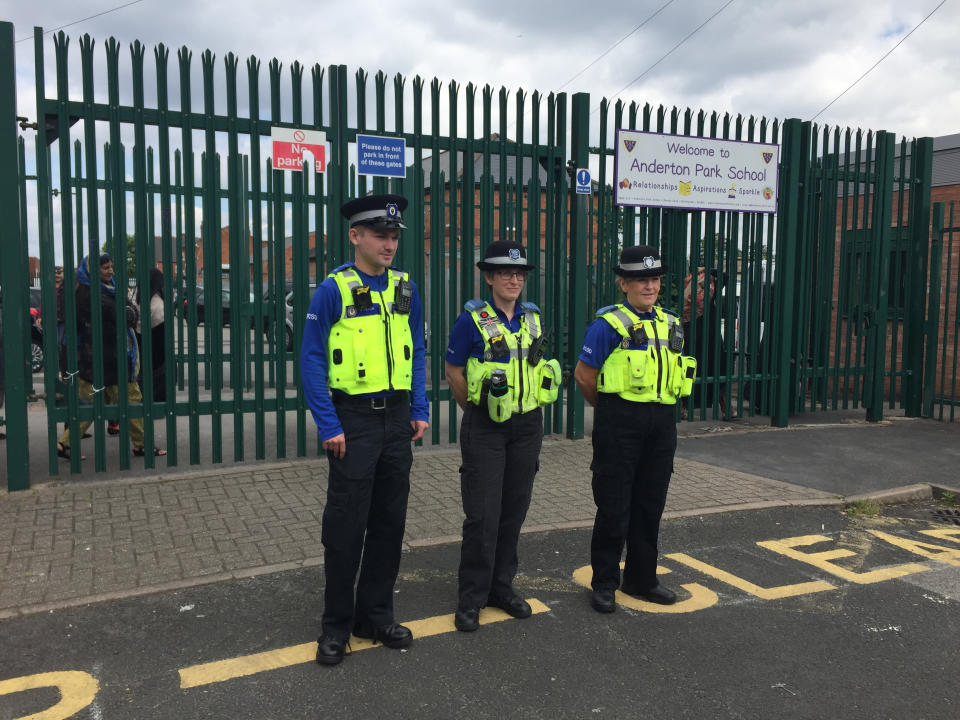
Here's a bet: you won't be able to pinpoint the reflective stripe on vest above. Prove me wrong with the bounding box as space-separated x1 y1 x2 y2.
326 267 413 394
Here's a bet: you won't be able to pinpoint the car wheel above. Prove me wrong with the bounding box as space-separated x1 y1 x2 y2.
31 340 43 373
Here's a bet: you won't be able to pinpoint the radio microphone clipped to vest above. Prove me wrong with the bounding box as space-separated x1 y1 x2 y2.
394 279 413 314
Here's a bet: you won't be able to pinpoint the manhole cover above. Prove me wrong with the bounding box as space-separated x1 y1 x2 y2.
929 507 960 526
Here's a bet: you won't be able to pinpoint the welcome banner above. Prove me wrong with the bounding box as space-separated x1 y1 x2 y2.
614 129 779 214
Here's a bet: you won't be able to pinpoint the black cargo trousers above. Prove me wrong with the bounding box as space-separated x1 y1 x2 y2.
457 403 544 610
589 394 677 593
320 394 413 640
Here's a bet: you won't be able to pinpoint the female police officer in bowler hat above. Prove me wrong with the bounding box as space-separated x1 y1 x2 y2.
300 193 429 665
444 240 562 632
574 244 696 613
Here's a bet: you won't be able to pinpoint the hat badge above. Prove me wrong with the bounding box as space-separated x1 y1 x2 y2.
643 256 656 269
386 203 399 218
508 248 521 260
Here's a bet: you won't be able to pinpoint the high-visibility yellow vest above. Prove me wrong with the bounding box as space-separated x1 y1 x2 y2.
326 267 413 394
464 300 561 418
596 303 697 404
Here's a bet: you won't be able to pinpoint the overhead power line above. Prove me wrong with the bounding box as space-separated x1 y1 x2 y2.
595 0 737 114
809 0 948 122
16 0 148 44
557 0 678 92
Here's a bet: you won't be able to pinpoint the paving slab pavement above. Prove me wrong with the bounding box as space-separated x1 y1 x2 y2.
0 429 840 619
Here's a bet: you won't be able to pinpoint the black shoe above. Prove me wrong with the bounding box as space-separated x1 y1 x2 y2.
486 593 532 619
591 589 616 614
352 622 413 649
620 582 677 605
454 607 480 632
316 635 348 666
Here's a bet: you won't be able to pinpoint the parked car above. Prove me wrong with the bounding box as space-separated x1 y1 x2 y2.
285 285 317 351
182 285 294 351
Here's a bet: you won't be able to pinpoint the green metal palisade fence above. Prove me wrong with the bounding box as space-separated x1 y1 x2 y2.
925 202 960 421
0 21 939 490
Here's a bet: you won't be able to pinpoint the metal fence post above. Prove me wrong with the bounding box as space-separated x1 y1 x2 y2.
770 118 805 427
922 203 944 418
865 131 896 422
0 21 30 490
903 137 933 416
566 92 589 440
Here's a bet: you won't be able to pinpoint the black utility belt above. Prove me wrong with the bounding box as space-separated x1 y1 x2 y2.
333 391 408 411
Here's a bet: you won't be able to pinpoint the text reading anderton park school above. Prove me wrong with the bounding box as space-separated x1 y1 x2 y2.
627 140 769 194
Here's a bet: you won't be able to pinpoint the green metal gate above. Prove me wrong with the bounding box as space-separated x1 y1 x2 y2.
925 202 960 420
0 20 936 490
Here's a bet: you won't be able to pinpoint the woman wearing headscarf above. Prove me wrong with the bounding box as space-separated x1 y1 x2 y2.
56 253 166 459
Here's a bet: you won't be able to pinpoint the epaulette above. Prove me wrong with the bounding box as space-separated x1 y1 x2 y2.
661 306 679 319
595 304 618 318
519 301 541 314
464 298 486 312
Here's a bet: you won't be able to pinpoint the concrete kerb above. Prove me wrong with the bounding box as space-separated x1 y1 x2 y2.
2 479 940 622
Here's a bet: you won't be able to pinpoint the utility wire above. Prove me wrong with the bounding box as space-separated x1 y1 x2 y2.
809 0 948 121
16 0 148 43
594 0 736 114
557 0 678 92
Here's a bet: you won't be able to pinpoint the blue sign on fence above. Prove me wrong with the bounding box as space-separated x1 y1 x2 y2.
357 134 407 178
576 168 591 194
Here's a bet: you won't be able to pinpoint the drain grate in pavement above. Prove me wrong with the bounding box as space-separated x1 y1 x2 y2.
929 508 960 526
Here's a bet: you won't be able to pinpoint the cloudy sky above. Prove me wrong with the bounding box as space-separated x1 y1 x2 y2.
4 0 958 260
7 0 958 137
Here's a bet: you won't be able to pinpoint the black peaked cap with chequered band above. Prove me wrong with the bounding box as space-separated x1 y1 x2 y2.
476 240 536 272
341 193 408 229
615 244 668 278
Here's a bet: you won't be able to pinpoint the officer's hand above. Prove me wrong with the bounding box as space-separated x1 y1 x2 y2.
323 433 346 459
410 420 428 442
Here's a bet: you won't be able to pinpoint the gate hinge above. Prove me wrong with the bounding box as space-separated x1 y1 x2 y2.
16 116 38 131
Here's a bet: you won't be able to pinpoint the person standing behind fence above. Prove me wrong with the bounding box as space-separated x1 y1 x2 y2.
137 268 168 403
444 240 562 633
56 253 166 460
574 245 696 614
300 194 429 667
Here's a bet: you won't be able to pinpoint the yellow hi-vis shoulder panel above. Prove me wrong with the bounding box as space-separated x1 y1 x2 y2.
464 301 559 418
327 267 414 394
596 304 696 404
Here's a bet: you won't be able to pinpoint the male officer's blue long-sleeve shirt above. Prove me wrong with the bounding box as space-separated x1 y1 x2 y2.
300 263 429 441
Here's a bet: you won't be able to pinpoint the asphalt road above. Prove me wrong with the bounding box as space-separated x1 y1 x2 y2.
2 504 959 720
675 417 960 495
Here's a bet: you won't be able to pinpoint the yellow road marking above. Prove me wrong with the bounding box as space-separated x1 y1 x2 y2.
179 599 551 689
665 552 835 599
757 534 930 583
867 530 960 566
919 527 960 544
571 563 719 613
0 671 99 720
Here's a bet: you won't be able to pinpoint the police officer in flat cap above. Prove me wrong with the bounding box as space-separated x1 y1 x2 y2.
574 245 697 614
444 240 562 632
301 193 429 666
